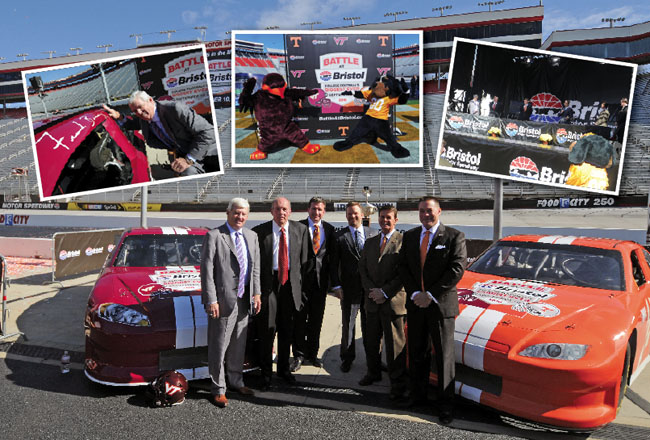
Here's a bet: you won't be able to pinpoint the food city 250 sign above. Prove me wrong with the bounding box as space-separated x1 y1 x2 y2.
0 214 31 225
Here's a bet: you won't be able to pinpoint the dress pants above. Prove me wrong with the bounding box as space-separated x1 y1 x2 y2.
406 304 455 410
208 296 249 395
364 304 407 394
340 298 366 363
257 277 296 378
293 280 327 360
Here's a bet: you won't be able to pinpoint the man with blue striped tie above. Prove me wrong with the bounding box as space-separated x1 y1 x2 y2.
201 197 261 408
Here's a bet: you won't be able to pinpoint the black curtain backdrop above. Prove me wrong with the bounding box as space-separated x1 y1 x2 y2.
451 40 634 122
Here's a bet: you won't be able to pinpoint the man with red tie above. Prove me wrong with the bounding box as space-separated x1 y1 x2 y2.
398 197 467 425
291 197 335 371
489 95 502 117
519 97 533 121
253 197 309 389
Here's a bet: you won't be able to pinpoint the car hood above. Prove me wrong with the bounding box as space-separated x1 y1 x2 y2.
91 266 202 305
458 271 627 334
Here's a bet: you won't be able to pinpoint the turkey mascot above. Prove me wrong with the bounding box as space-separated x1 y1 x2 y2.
239 72 321 161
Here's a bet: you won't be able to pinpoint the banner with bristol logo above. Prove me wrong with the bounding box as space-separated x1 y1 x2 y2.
285 33 393 140
136 48 212 115
205 40 232 109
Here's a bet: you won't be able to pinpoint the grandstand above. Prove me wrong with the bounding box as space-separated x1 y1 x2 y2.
27 61 138 120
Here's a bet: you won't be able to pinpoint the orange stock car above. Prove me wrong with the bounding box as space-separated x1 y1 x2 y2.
443 235 650 430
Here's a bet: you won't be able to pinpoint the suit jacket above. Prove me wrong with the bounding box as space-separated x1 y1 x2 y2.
398 224 466 318
358 231 406 315
300 218 335 294
123 100 214 160
253 220 309 311
200 224 261 317
489 100 503 117
330 225 377 304
519 103 533 121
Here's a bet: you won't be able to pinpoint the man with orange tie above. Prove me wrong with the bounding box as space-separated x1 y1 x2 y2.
291 197 335 371
253 197 309 389
358 205 407 400
398 197 466 425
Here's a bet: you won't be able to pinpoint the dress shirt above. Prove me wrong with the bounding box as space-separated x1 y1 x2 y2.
411 221 441 303
378 229 396 299
226 222 249 284
272 221 290 271
349 226 365 246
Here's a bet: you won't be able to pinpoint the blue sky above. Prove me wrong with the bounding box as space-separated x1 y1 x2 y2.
1 1 650 61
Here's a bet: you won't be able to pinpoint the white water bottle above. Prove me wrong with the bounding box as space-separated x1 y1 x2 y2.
61 350 71 374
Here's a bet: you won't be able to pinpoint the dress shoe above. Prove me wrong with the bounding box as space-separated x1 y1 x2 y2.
290 356 304 372
340 360 352 373
439 410 454 425
212 394 228 408
229 386 255 396
259 376 272 391
277 371 297 384
305 357 323 368
358 374 382 386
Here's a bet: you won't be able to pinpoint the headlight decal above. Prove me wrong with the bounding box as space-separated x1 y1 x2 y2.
98 303 151 326
519 343 588 360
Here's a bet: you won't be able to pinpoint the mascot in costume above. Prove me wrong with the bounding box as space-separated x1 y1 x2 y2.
334 75 410 158
239 73 321 161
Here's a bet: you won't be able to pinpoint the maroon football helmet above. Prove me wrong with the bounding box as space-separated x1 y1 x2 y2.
147 371 189 407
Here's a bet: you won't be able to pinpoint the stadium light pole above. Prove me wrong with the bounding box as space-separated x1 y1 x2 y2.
432 6 452 16
17 53 28 61
97 44 112 53
602 17 625 28
384 11 407 22
478 1 505 12
129 33 142 47
301 21 322 30
69 47 82 55
159 29 177 42
343 16 360 26
42 50 56 59
194 26 207 41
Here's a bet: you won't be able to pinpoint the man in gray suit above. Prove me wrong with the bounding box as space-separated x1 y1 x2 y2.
330 202 377 372
201 197 261 408
253 197 309 389
358 205 407 400
103 90 216 176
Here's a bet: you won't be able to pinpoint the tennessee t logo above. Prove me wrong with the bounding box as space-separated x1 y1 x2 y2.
290 36 302 47
378 36 389 47
339 126 349 136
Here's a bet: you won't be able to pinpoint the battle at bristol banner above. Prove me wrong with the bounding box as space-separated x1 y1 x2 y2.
136 49 213 115
285 33 393 140
205 39 232 109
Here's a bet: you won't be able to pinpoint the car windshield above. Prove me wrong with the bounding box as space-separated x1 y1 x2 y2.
114 235 204 267
469 241 625 291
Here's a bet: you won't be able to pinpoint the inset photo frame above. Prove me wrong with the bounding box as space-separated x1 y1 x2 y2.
23 44 224 201
436 38 637 195
232 30 423 167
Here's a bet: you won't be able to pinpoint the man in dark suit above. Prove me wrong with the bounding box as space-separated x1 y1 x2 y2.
253 197 309 389
201 197 261 408
330 202 377 372
488 95 502 117
358 205 407 400
103 90 216 176
519 98 533 121
398 197 466 425
291 197 335 371
614 97 628 143
558 100 574 124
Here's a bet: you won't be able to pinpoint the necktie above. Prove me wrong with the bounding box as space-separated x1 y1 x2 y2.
420 230 431 291
150 121 173 148
234 232 247 298
313 224 320 254
355 229 364 252
278 227 288 285
379 235 387 254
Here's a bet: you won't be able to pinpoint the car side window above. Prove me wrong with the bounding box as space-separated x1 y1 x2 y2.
631 251 646 287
